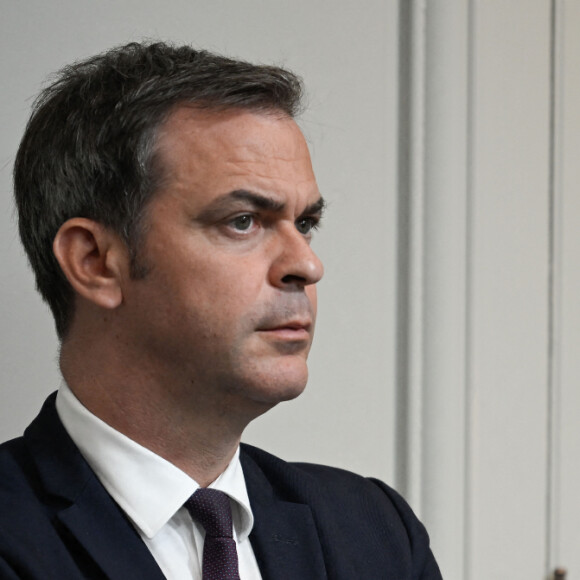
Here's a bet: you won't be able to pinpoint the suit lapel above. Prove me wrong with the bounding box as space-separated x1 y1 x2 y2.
56 478 164 580
241 448 327 580
25 395 329 579
24 394 165 580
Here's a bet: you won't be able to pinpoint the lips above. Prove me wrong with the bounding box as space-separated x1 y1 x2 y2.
256 319 312 341
258 318 311 331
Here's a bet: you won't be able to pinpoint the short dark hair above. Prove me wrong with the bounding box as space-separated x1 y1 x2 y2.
13 41 304 339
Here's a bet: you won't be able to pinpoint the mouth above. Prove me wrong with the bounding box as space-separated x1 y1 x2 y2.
256 320 312 341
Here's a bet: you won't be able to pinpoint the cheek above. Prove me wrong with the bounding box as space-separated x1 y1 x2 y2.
184 259 267 321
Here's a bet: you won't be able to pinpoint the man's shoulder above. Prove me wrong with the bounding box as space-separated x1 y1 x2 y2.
0 434 27 460
0 433 58 555
240 443 442 579
0 394 95 520
240 442 418 527
0 435 36 497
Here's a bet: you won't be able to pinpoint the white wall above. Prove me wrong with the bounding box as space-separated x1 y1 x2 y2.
0 1 400 483
2 2 579 579
404 1 580 579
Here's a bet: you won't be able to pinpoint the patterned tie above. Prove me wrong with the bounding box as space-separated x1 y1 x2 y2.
185 488 241 580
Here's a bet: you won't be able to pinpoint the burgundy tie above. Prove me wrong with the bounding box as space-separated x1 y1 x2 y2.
185 488 241 580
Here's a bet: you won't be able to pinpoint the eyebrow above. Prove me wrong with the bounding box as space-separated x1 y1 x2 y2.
197 189 326 221
302 196 326 216
230 189 286 212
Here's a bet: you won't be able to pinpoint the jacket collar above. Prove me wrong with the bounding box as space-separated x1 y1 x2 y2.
24 394 329 580
24 393 165 580
241 444 328 580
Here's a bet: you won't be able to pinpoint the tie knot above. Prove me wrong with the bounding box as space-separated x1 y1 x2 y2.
185 488 234 538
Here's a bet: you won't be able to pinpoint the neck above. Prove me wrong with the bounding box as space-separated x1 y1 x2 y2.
59 329 266 487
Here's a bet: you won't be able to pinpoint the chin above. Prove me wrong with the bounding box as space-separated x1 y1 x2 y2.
241 361 309 406
250 376 308 406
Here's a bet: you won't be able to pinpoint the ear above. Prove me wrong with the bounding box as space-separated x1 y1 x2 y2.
53 218 127 309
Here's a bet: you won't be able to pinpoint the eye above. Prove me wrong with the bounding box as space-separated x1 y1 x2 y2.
230 214 254 232
295 217 319 235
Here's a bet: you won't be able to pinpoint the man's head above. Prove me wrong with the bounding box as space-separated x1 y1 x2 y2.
14 41 305 339
14 41 324 416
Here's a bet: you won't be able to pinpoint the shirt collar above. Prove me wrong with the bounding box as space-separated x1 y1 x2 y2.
55 381 255 540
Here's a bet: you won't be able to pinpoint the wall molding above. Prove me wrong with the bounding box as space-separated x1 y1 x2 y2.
396 2 471 578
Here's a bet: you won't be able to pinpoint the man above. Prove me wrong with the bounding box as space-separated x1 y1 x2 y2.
0 42 441 579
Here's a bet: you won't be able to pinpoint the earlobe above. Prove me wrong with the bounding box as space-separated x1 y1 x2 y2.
53 218 126 309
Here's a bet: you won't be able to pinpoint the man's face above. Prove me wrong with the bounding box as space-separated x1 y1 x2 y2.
120 107 324 413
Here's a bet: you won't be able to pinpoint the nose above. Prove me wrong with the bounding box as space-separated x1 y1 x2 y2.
269 225 324 289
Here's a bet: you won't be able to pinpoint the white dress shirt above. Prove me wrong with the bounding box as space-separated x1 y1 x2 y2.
55 382 262 579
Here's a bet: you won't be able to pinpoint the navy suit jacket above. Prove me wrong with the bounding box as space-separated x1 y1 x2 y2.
0 394 442 579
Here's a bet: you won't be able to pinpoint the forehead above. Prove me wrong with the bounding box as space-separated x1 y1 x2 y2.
152 106 317 199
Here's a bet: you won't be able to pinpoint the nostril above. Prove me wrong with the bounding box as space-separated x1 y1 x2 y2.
281 274 307 284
